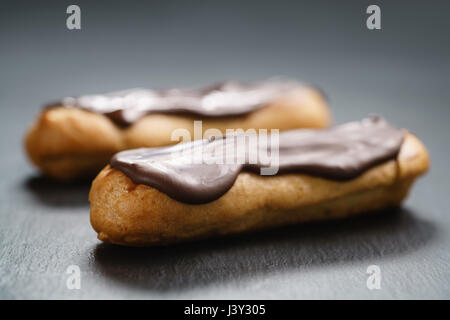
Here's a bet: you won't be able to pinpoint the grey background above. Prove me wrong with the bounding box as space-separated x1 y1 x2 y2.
0 0 449 299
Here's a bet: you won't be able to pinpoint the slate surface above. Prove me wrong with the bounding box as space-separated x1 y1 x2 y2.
0 0 449 299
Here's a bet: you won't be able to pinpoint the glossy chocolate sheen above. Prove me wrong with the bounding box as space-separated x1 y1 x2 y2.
110 117 404 204
55 80 309 126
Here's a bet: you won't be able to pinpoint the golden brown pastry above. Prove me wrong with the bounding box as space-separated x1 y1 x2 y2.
89 117 429 246
25 80 330 180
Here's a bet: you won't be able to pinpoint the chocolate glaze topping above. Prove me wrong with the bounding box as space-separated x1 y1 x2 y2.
55 80 308 126
110 117 404 204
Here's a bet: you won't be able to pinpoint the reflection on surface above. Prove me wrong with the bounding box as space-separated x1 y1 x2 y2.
91 207 435 292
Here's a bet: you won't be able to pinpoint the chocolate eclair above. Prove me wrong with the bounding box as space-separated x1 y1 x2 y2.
25 79 330 180
89 117 429 246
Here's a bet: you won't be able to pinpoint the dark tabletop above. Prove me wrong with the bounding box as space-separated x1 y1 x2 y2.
0 0 449 299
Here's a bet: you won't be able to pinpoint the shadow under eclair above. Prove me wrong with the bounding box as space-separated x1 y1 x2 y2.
91 207 436 292
23 175 92 207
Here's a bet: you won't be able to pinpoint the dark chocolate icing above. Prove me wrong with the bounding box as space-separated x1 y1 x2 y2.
110 117 404 204
56 80 307 126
